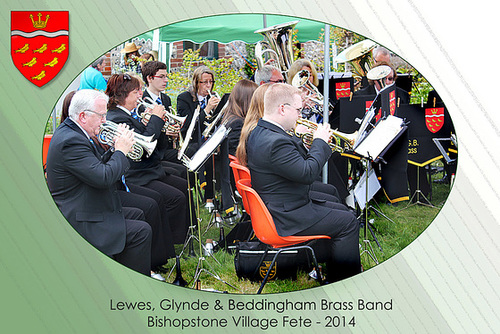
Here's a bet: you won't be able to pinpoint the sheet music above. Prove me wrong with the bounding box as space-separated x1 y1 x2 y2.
177 106 200 160
354 115 404 159
353 167 381 210
184 124 230 172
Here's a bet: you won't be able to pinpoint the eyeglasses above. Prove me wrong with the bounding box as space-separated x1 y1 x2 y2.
199 80 215 85
269 79 284 83
153 75 167 79
123 73 131 80
283 103 303 114
84 109 107 120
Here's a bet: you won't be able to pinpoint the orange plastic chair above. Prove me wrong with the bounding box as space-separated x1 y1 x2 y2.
42 134 52 170
228 154 239 164
236 179 330 293
229 161 251 214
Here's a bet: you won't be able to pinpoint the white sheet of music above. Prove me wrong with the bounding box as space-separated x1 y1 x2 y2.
353 167 381 210
354 115 404 160
186 124 230 172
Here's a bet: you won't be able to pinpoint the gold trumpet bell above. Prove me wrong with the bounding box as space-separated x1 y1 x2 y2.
294 118 357 153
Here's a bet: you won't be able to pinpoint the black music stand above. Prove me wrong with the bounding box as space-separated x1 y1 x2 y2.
180 124 239 291
353 115 407 264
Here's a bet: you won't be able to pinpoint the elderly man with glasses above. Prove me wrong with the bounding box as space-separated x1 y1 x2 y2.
46 89 152 276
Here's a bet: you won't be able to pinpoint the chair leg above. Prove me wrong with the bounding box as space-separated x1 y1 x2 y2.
256 245 323 294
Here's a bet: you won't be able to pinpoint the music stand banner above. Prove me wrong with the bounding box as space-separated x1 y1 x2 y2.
398 103 455 167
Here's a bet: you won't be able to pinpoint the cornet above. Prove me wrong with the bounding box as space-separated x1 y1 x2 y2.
136 97 187 133
98 120 157 161
293 118 357 154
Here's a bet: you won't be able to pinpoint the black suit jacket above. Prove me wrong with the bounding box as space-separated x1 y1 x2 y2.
106 106 167 186
46 118 129 256
177 90 208 146
247 119 333 236
139 90 176 156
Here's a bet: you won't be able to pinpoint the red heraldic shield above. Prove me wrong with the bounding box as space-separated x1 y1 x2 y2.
335 81 351 99
389 90 396 115
425 107 445 133
11 11 69 87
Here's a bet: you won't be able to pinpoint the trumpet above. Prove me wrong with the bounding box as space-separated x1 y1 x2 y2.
98 120 157 161
293 118 357 153
291 69 334 114
137 97 187 133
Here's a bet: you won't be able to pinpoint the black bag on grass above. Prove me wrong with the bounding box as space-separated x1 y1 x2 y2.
234 240 313 281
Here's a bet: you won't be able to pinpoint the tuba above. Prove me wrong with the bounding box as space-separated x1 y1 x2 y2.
293 118 357 153
98 120 157 161
254 20 298 80
334 39 377 86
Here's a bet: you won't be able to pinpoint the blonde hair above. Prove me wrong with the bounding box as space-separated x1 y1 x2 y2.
235 84 271 165
286 59 319 87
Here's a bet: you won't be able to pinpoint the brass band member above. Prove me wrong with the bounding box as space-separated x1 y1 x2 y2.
46 89 152 276
246 84 361 282
105 73 190 245
177 66 219 211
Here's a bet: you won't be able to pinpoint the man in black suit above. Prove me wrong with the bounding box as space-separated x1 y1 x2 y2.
140 61 185 177
46 89 152 276
246 83 361 282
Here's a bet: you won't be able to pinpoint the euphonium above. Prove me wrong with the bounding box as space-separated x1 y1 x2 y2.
291 69 334 113
254 20 298 80
293 118 357 153
137 98 187 133
98 120 157 161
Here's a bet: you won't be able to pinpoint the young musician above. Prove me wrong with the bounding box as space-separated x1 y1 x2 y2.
246 83 361 282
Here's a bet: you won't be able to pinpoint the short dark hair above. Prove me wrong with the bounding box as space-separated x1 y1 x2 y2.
142 61 167 86
105 73 141 108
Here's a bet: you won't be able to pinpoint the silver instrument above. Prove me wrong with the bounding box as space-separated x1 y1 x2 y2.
98 120 157 161
291 69 334 114
136 97 187 133
254 20 298 80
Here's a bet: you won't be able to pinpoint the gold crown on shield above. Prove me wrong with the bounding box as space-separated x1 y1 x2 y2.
30 13 50 29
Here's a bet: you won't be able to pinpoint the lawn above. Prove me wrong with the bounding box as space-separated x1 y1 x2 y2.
158 162 452 294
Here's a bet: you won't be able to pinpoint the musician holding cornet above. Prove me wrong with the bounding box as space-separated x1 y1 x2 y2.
140 61 186 177
105 73 190 247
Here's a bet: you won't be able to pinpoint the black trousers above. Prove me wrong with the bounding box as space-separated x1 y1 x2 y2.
113 219 152 277
144 173 190 244
120 185 176 268
296 201 361 282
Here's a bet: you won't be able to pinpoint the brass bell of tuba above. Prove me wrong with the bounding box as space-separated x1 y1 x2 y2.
293 118 357 153
334 39 377 86
254 20 298 80
98 120 157 161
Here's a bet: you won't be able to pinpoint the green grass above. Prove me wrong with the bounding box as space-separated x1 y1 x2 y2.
157 163 452 294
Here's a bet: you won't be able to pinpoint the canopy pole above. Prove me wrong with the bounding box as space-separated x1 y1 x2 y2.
322 24 330 184
263 14 267 28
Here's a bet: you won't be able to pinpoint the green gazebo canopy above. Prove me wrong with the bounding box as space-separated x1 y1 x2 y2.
138 14 327 44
